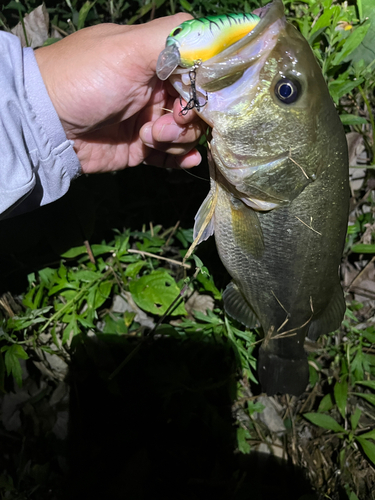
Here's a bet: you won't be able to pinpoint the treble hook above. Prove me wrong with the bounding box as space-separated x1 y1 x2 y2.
179 66 208 116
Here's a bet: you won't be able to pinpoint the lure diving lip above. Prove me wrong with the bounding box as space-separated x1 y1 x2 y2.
156 14 260 81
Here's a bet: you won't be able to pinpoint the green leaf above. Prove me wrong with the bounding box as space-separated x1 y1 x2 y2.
359 428 375 440
334 375 348 418
180 0 193 11
318 393 334 413
124 261 145 278
332 23 370 66
91 244 115 256
62 314 81 345
351 244 375 254
4 1 26 11
356 380 375 390
237 427 251 454
61 245 87 258
349 492 360 500
43 38 61 46
340 114 368 125
195 272 221 300
77 1 94 30
74 270 100 282
356 436 375 464
353 392 375 406
93 281 113 309
351 407 362 431
348 0 375 65
362 329 375 344
304 412 345 432
3 345 29 387
129 270 186 316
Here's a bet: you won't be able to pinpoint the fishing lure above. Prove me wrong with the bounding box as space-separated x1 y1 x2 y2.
156 13 260 81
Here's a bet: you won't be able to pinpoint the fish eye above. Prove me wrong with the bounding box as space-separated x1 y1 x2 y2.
274 78 300 104
171 27 183 37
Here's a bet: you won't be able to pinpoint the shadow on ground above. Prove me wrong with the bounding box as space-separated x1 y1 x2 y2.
67 334 316 500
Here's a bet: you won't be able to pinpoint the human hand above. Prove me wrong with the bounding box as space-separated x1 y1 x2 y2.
34 15 204 174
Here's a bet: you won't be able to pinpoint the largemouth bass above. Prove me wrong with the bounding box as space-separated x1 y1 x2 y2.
159 0 349 396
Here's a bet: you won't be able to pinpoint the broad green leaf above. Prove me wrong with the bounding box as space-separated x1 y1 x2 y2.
349 492 360 500
129 270 186 316
356 436 375 464
340 114 368 126
348 0 375 65
318 393 334 413
304 412 345 432
353 392 375 406
332 23 370 66
351 407 362 431
334 375 348 418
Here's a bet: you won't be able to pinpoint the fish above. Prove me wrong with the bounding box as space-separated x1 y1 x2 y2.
160 0 349 396
156 13 260 80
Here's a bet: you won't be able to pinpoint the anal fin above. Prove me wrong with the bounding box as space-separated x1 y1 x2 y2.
307 283 346 341
223 281 260 329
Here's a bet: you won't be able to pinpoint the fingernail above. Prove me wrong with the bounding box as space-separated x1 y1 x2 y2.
141 124 153 145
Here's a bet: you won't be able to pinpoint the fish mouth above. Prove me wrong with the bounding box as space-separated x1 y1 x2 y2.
168 0 285 112
195 0 285 91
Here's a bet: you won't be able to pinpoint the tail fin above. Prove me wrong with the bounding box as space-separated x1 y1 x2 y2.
258 348 309 396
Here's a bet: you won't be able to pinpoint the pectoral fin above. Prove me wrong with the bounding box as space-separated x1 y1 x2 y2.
307 283 346 341
223 282 260 329
193 180 217 244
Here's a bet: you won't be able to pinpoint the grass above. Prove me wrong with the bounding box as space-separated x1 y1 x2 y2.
1 0 375 499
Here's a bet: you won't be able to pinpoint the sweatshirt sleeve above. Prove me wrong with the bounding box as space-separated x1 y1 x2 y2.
0 31 81 219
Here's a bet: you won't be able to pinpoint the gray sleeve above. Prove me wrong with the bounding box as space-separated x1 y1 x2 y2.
0 31 81 219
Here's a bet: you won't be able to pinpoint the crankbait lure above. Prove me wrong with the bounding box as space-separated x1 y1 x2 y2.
156 13 260 81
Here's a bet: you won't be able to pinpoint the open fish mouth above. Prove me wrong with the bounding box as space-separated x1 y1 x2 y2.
168 0 286 120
